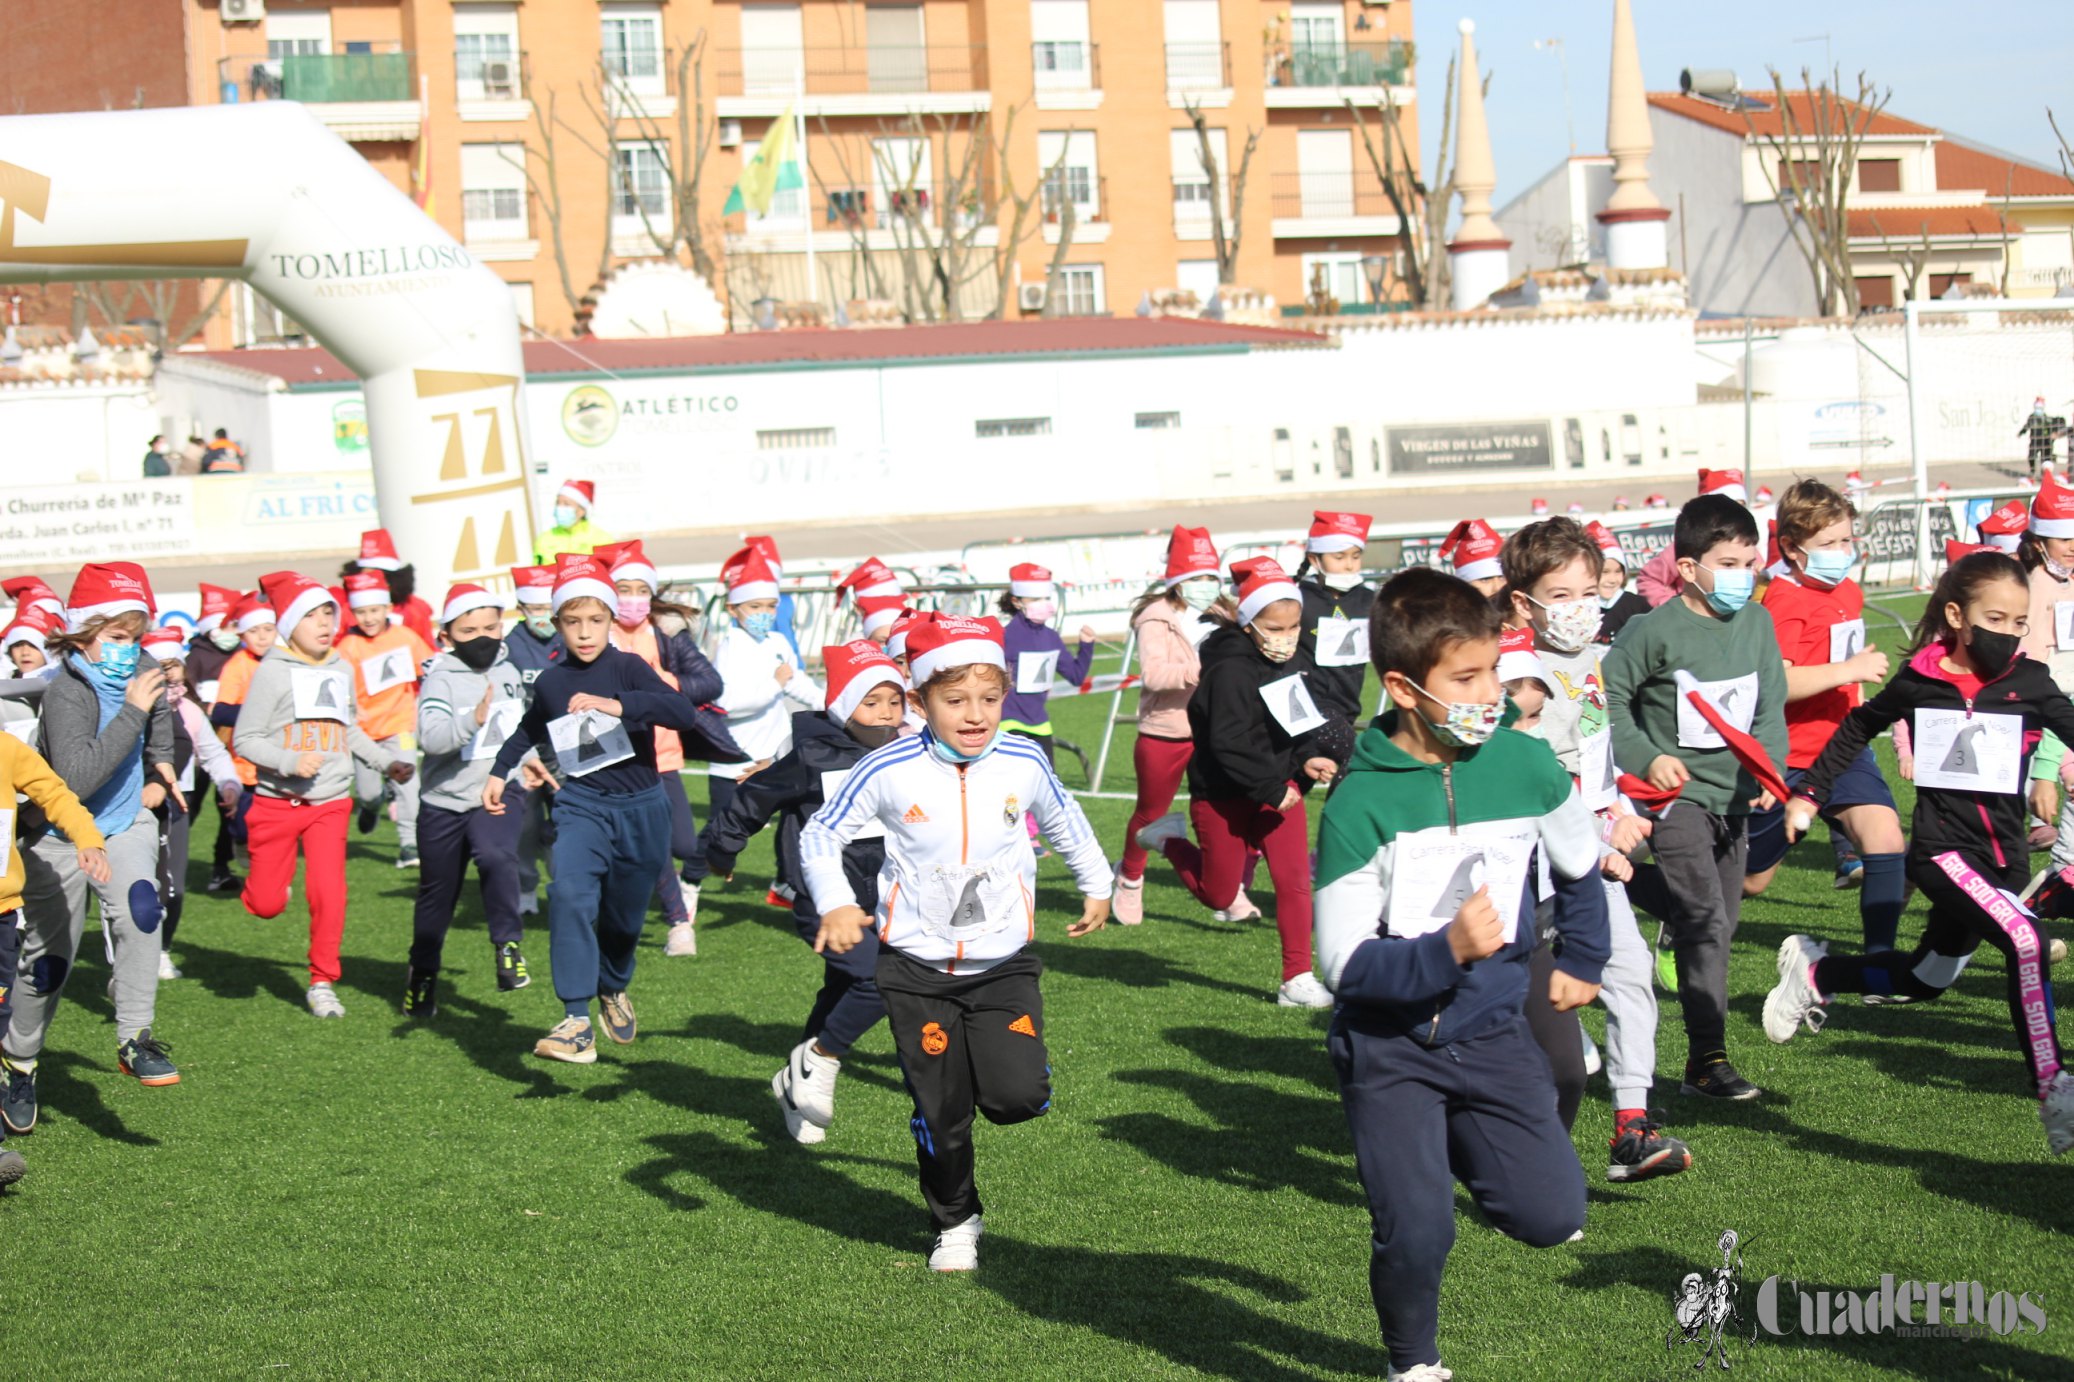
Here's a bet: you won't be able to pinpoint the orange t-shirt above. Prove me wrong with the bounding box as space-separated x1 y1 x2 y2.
337 624 436 741
611 619 683 773
215 649 261 786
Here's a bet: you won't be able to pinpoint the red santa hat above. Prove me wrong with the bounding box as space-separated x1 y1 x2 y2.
140 625 186 661
233 590 276 633
1231 556 1302 626
1644 493 1668 509
1945 539 1994 565
556 478 596 512
344 570 391 609
1585 520 1625 564
857 594 906 638
822 640 909 723
2033 469 2074 539
1164 525 1220 587
1497 625 1550 688
65 562 155 631
441 583 503 626
258 570 337 639
608 539 660 593
2 603 62 653
357 528 404 572
195 582 239 634
1697 468 1748 503
885 608 924 661
1754 485 1775 506
1438 518 1504 583
551 552 615 614
745 534 784 578
1566 501 1586 516
1976 499 2029 553
1306 510 1372 555
1530 498 1550 516
510 565 555 605
721 546 780 605
837 556 904 602
2 576 65 618
906 614 1007 684
1008 563 1055 599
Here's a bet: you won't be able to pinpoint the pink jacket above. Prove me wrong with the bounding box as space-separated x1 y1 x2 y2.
1638 545 1683 607
1133 597 1202 740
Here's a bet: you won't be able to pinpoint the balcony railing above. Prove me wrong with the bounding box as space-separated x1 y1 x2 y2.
740 181 995 235
218 48 414 104
717 45 986 98
1163 42 1231 91
1032 40 1100 91
454 47 528 101
1269 40 1411 89
1042 173 1107 226
1270 170 1391 220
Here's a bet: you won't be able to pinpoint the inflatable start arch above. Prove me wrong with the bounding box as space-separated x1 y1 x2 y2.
0 102 533 593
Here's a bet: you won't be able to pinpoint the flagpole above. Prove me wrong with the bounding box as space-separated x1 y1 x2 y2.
798 69 815 311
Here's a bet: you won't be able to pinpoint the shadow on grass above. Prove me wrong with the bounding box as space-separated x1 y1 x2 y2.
1033 941 1264 1002
38 1049 159 1146
175 938 311 1013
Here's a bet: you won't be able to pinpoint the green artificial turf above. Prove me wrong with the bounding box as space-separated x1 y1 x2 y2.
9 601 2073 1379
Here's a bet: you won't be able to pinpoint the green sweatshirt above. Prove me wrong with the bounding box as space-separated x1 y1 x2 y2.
1600 594 1790 816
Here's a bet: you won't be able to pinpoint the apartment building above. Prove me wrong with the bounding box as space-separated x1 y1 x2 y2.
3 0 1421 341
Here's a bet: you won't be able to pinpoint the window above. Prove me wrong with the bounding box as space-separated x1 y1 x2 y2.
873 136 933 223
1858 157 1901 193
461 144 528 240
1164 0 1224 90
1051 264 1105 316
1176 258 1220 302
266 10 331 60
865 4 927 94
601 4 664 94
1289 1 1343 51
1171 128 1228 220
975 417 1053 439
1929 272 1974 299
1031 0 1093 89
1136 412 1181 429
1302 252 1364 305
1854 275 1896 309
739 3 803 96
455 4 520 100
1775 158 1821 194
612 141 670 229
758 427 836 450
739 135 806 227
1297 129 1354 216
1037 131 1099 220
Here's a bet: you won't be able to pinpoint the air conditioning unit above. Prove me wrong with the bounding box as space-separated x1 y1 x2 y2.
221 0 266 21
1017 283 1048 312
482 59 517 98
718 119 743 148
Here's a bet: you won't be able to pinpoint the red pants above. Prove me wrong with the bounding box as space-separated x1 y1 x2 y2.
1120 735 1194 882
1165 795 1313 981
241 795 350 985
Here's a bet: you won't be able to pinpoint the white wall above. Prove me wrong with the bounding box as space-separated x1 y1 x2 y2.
0 383 162 486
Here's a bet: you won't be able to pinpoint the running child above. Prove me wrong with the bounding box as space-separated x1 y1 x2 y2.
138 626 239 981
2019 473 2074 873
234 572 415 1018
1315 565 1608 1380
205 590 277 891
350 528 436 644
799 615 1111 1270
1112 525 1225 926
998 563 1097 850
1766 550 2074 1154
1296 511 1376 728
482 554 713 1063
1587 521 1650 644
503 564 561 921
337 569 435 868
704 641 909 1144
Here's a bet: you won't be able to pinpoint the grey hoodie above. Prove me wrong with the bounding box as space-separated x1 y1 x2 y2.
416 646 533 812
233 644 398 802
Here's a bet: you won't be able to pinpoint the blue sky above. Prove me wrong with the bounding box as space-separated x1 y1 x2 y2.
1410 0 2074 197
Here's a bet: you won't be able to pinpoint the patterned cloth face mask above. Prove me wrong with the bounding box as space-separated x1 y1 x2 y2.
1410 681 1505 748
1525 593 1602 654
1252 629 1300 663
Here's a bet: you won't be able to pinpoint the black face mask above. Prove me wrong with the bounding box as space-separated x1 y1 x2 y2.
451 635 501 672
1966 626 2021 678
847 721 901 750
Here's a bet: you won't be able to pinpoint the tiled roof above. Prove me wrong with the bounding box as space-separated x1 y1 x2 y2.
1934 140 2074 199
1648 91 1938 139
1847 205 2011 241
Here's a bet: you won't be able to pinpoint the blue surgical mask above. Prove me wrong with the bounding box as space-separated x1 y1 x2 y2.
928 729 997 764
553 503 580 528
1700 563 1755 616
742 611 777 640
1802 547 1856 588
524 614 555 640
97 642 141 678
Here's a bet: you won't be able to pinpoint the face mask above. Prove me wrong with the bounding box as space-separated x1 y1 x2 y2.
1179 579 1220 612
1022 600 1057 626
1526 594 1602 654
451 635 501 672
1802 547 1857 587
741 611 777 640
553 504 580 528
1409 680 1505 748
929 730 996 764
1321 570 1364 592
163 683 183 705
95 642 141 679
524 614 555 640
209 627 241 652
848 721 901 750
1699 563 1755 616
1252 628 1300 663
2047 555 2074 582
615 596 651 628
1964 625 2021 678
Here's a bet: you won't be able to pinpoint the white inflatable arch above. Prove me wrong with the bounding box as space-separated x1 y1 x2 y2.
0 102 533 593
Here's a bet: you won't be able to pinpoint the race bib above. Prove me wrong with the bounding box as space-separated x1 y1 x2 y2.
1260 673 1327 737
178 755 196 793
1829 619 1867 664
2056 602 2074 652
359 649 417 697
1016 650 1060 695
0 808 12 844
1383 824 1535 944
1676 672 1758 749
1911 708 2023 795
819 769 886 840
1313 616 1369 668
196 679 221 704
290 667 351 723
546 709 634 778
1577 729 1618 813
467 700 525 762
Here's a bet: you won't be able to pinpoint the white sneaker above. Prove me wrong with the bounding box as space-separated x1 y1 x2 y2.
664 920 698 958
156 951 182 981
2044 1070 2074 1156
2053 936 2069 966
781 1038 841 1127
306 982 346 1019
1580 1027 1602 1077
770 1064 828 1144
1388 1364 1453 1382
1277 972 1334 1008
1762 934 1829 1043
1134 811 1188 854
1214 891 1263 923
928 1213 984 1271
1112 870 1144 926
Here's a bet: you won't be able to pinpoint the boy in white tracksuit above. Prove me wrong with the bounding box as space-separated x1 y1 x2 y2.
801 614 1110 1273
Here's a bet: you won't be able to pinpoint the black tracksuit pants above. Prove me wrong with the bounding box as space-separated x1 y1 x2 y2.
409 802 525 971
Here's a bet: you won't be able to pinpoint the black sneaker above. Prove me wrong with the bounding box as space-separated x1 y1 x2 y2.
116 1029 180 1086
356 802 380 835
403 966 438 1019
1608 1116 1693 1182
394 846 420 870
1680 1057 1761 1101
205 868 242 894
0 1147 22 1189
1 1056 35 1134
495 941 531 992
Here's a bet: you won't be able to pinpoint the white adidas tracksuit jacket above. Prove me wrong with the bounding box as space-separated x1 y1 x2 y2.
801 730 1112 973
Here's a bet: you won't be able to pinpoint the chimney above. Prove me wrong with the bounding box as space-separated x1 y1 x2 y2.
1597 0 1672 270
1447 19 1511 310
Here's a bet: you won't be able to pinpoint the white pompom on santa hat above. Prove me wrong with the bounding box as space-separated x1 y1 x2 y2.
720 545 780 605
556 478 596 512
2032 468 2074 538
357 528 405 572
822 639 909 723
1306 510 1372 554
441 583 504 626
257 570 336 638
607 538 660 592
344 570 391 609
1231 556 1302 626
1008 563 1055 599
509 565 555 605
1696 468 1747 503
837 556 904 602
1164 525 1220 587
906 613 1006 684
550 551 616 613
1438 518 1504 583
65 562 156 632
857 594 906 638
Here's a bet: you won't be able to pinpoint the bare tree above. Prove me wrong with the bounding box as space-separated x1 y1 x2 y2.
503 87 605 321
77 279 231 350
1866 214 1936 302
1183 97 1260 286
1346 53 1469 308
1745 67 1892 317
604 32 720 281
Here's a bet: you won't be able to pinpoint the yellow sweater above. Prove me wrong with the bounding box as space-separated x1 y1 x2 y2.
0 735 107 915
